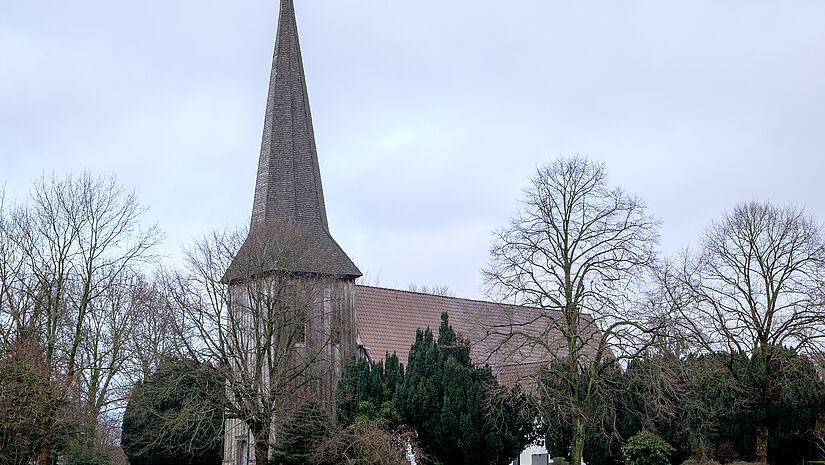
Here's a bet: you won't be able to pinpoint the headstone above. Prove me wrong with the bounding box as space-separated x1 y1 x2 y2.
532 453 549 465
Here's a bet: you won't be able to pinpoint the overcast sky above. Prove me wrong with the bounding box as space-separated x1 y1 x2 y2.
2 1 824 299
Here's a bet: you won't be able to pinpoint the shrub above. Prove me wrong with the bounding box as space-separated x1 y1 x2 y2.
311 419 420 465
0 335 60 465
62 428 110 465
270 401 333 465
121 358 223 465
679 460 721 465
714 442 739 463
623 431 675 465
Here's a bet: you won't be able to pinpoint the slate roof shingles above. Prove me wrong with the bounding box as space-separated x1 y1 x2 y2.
226 0 360 280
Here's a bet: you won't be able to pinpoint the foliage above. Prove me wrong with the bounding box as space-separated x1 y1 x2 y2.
270 401 333 465
715 348 825 464
623 431 674 465
337 353 404 427
338 315 531 465
311 417 419 465
541 360 626 465
62 426 111 465
614 353 731 465
394 312 533 465
540 347 825 465
644 348 825 465
121 358 223 465
0 335 60 465
667 201 825 462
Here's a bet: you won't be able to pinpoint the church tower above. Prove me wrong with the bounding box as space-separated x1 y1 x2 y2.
223 1 360 463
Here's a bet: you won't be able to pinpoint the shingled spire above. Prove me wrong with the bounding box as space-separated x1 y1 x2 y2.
226 0 361 279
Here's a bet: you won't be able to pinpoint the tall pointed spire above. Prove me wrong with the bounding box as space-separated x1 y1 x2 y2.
227 0 360 279
251 0 327 232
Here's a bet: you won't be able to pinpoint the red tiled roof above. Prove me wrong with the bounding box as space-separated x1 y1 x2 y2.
355 285 599 383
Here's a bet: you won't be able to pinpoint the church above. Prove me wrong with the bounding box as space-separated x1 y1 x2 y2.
223 1 556 464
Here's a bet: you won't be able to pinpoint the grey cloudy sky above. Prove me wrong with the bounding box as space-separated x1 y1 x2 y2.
2 1 824 299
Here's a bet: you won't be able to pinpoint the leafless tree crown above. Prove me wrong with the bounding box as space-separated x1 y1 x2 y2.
661 201 825 463
0 172 162 463
673 201 825 355
484 156 661 361
482 156 660 465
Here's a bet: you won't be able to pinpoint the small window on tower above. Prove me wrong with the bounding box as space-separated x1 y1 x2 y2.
295 323 306 346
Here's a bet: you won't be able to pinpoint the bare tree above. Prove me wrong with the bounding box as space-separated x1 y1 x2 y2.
124 274 175 382
79 271 155 421
814 413 825 459
0 189 31 347
0 333 57 465
164 224 342 465
0 172 161 464
406 283 455 297
310 421 424 465
665 201 825 463
483 156 660 465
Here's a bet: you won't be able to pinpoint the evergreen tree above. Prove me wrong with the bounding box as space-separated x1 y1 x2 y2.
396 312 532 465
337 314 532 465
569 348 825 465
336 356 360 425
715 347 825 464
396 326 442 438
121 358 223 465
336 353 404 426
270 401 332 465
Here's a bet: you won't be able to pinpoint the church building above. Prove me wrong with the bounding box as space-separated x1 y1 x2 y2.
223 1 556 464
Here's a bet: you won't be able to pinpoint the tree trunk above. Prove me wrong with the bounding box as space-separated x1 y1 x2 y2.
252 422 270 465
38 414 53 465
38 430 51 465
570 414 586 465
755 423 769 464
690 439 709 461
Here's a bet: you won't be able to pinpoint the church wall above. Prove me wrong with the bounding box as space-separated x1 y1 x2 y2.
222 274 357 465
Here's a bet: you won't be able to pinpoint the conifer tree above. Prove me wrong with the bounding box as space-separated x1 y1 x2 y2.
337 314 531 464
270 401 332 465
396 313 531 465
121 358 223 465
336 353 404 426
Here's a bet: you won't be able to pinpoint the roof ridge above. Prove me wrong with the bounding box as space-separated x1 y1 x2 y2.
355 284 560 312
493 360 550 368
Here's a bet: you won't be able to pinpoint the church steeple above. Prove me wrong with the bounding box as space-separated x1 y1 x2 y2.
227 0 361 279
251 0 327 232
